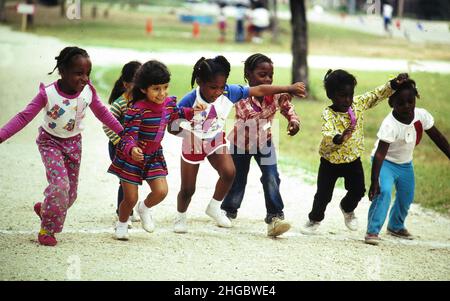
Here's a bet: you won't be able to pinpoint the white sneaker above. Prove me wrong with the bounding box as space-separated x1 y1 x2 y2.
114 221 129 240
267 217 291 237
174 213 188 233
114 215 133 229
205 203 232 228
300 220 321 235
340 205 358 231
130 210 141 222
137 201 155 233
127 216 133 229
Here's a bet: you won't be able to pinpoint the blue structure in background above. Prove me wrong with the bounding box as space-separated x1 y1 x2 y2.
179 14 215 25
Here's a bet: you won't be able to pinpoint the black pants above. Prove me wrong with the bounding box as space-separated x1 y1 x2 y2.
308 157 366 222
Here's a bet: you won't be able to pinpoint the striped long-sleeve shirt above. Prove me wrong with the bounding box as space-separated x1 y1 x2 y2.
103 94 129 145
118 97 194 158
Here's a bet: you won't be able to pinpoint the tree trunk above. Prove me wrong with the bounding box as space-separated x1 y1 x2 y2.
270 0 279 43
290 0 308 88
0 0 6 22
60 0 65 17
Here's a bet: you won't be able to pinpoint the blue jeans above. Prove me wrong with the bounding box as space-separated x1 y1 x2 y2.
221 141 284 224
367 159 415 235
108 141 126 215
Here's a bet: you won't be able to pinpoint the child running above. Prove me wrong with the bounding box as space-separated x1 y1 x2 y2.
0 47 123 246
301 69 409 234
103 61 142 226
221 53 301 237
365 79 450 245
171 55 306 233
107 60 203 240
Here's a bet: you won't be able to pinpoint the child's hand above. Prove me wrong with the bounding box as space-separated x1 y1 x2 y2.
287 120 300 136
289 82 307 98
391 73 409 89
368 182 380 201
194 103 207 114
341 124 355 142
277 93 292 107
131 147 144 162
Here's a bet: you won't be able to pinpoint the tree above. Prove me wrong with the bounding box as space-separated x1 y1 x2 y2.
290 0 308 88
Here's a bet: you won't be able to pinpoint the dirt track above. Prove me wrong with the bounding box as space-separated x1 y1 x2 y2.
0 26 449 281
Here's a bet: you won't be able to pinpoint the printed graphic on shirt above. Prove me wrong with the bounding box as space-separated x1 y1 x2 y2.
62 99 70 106
47 105 65 120
48 122 57 129
63 119 76 131
181 104 222 139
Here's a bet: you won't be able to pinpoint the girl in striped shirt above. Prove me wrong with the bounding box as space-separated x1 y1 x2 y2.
108 60 204 240
103 61 141 226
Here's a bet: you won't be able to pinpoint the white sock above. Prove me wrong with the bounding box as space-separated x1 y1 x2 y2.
209 198 221 209
139 201 150 212
117 221 128 228
177 211 187 219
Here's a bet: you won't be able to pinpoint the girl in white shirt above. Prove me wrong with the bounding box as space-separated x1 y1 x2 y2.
365 79 450 245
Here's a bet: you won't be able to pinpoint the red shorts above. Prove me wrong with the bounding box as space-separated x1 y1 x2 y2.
181 132 228 164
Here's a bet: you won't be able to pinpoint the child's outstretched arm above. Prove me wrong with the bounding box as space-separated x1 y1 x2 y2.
102 97 127 145
356 73 409 110
88 83 123 135
249 82 307 99
0 85 47 143
425 126 450 160
369 141 390 200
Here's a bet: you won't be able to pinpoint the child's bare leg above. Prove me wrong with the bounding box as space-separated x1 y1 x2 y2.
144 177 168 208
119 181 138 222
207 150 236 201
177 158 200 212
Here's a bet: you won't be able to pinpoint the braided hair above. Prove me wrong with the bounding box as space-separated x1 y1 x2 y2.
131 60 171 104
108 61 141 104
190 55 231 88
48 46 89 75
323 69 357 100
243 53 273 82
388 79 420 107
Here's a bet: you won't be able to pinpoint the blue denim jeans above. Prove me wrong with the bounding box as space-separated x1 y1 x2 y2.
367 159 415 235
221 141 284 224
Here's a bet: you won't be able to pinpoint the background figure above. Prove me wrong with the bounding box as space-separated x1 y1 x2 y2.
248 1 270 44
383 2 394 36
235 3 247 43
218 4 227 43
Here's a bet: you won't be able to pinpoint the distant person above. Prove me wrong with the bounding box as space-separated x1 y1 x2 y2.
382 2 394 35
248 2 270 44
218 6 227 43
235 3 246 42
0 47 123 246
222 53 302 237
301 70 409 235
108 60 203 240
169 56 306 234
365 79 450 245
103 61 142 227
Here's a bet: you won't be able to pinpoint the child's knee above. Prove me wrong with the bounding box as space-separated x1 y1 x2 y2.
179 187 196 200
153 186 168 200
220 165 236 184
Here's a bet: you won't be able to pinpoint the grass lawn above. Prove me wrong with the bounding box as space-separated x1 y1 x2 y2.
3 3 450 60
92 64 450 215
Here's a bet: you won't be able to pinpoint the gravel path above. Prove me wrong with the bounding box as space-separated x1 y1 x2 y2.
0 26 449 281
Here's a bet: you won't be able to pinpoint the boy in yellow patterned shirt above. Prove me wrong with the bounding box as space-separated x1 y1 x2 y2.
302 70 409 234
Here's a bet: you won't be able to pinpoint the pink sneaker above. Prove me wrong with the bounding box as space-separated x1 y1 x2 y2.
34 202 42 220
38 232 57 246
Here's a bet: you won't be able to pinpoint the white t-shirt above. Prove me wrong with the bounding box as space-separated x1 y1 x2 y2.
383 4 393 19
371 108 434 164
251 7 270 28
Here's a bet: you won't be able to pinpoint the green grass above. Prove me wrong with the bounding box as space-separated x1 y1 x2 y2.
5 4 450 60
92 64 450 215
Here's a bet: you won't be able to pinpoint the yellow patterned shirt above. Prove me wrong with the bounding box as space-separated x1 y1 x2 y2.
319 82 394 164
